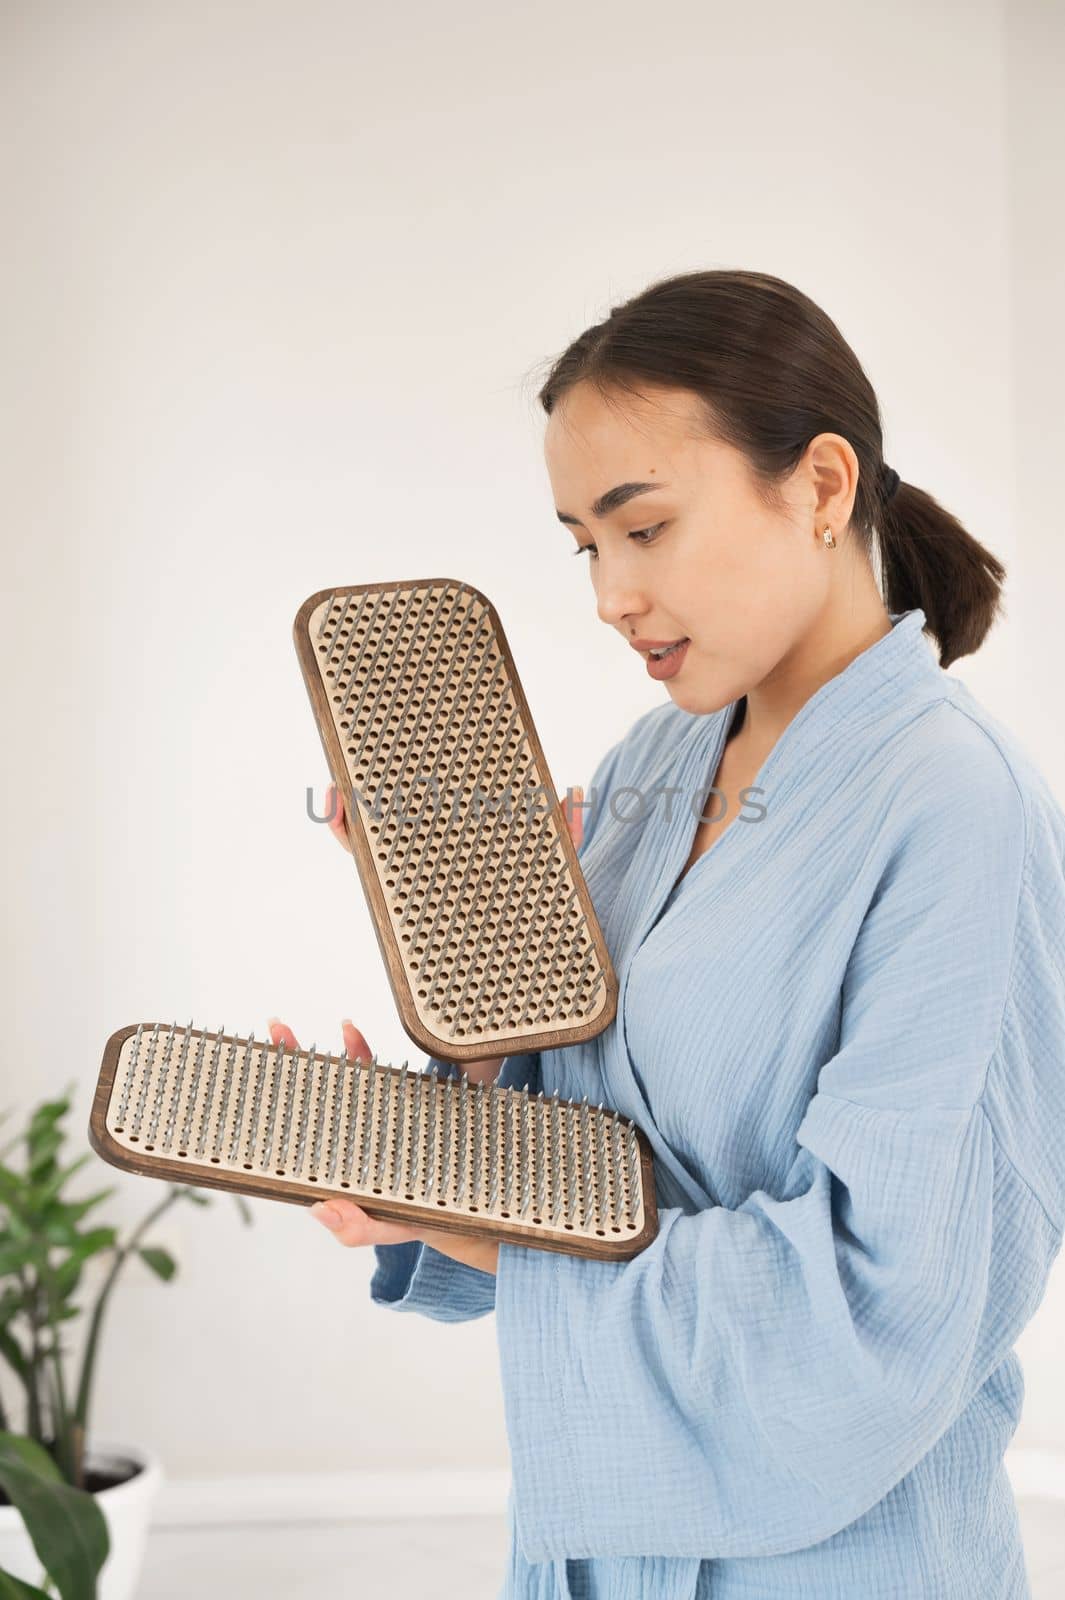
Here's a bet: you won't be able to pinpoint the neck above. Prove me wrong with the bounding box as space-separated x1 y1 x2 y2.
730 592 894 762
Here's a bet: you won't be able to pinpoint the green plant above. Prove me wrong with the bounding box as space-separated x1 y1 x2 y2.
0 1081 253 1593
0 1431 108 1599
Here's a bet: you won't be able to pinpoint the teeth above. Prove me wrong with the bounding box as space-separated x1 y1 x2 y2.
650 640 684 659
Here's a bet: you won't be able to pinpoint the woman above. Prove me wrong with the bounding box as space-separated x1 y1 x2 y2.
271 270 1065 1599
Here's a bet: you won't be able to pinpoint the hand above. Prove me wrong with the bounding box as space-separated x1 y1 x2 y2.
313 779 584 1271
324 781 353 854
324 781 585 853
265 1014 500 1273
563 785 585 850
266 1015 422 1248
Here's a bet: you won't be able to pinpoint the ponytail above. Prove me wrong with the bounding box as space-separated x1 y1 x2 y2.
535 269 1007 668
877 482 1006 668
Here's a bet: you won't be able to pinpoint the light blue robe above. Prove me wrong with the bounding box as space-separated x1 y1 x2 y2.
370 608 1065 1599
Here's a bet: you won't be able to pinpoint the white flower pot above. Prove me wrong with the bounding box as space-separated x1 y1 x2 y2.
0 1438 164 1600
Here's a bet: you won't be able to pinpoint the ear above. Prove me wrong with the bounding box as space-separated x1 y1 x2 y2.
803 433 859 531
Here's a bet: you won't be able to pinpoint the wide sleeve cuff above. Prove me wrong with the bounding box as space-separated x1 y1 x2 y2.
367 1050 542 1323
370 1237 496 1321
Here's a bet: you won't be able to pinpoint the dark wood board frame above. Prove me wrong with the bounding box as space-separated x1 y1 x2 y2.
293 579 619 1064
89 1023 659 1261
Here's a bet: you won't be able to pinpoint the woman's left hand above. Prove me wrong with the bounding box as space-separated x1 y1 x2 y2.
310 1192 499 1275
266 1015 500 1274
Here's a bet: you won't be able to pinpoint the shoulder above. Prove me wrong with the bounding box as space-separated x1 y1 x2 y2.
867 681 1065 934
886 688 1032 859
940 677 1065 855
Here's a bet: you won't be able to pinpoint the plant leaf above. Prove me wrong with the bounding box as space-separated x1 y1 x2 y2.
0 1433 109 1600
27 1130 63 1176
0 1328 29 1381
31 1157 94 1210
45 1229 115 1263
0 1287 24 1324
0 1242 40 1277
52 1191 116 1229
27 1099 70 1132
0 1567 56 1598
48 1260 83 1301
137 1247 176 1282
0 1163 25 1201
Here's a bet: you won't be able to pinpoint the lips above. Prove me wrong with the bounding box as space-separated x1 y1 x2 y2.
629 637 689 653
644 638 690 679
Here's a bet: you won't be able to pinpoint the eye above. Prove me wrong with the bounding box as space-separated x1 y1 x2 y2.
570 523 666 561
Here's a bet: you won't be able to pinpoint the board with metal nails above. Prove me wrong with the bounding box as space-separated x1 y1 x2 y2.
293 580 619 1062
90 1023 659 1260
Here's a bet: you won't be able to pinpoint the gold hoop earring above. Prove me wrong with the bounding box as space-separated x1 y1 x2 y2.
822 526 836 549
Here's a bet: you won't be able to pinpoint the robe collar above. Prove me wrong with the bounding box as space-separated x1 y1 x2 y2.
596 606 946 1212
621 606 941 950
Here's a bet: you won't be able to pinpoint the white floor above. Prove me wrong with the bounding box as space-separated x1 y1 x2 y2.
139 1501 1065 1598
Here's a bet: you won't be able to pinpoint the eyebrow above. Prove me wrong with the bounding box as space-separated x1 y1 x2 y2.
555 481 669 527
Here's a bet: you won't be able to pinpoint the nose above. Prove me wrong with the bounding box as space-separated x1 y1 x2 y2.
594 559 648 632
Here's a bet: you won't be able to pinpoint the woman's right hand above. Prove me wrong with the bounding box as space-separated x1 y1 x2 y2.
267 1015 373 1067
265 1012 495 1269
325 781 354 854
266 1014 429 1248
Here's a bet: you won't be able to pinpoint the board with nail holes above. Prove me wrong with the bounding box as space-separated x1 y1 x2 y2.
293 579 619 1061
90 1023 658 1259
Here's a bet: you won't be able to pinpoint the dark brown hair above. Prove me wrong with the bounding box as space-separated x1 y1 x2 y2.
533 269 1005 668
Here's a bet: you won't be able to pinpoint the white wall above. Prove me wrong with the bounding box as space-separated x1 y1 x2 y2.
1004 0 1065 1457
2 0 1061 1480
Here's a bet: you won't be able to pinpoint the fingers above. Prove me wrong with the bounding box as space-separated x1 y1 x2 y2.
340 1018 373 1064
326 782 352 853
562 786 585 851
267 1017 300 1052
308 1196 421 1247
268 1017 373 1065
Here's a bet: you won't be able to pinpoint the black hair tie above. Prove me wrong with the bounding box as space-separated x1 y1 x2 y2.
881 464 901 502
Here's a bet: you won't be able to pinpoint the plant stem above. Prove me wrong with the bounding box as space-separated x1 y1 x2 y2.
73 1188 182 1440
44 1311 74 1484
33 1250 76 1482
18 1267 44 1445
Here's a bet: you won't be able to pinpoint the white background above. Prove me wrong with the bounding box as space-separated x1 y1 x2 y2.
2 0 1063 1486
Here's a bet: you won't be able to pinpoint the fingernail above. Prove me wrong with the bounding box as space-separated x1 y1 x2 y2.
311 1203 342 1230
267 1016 280 1027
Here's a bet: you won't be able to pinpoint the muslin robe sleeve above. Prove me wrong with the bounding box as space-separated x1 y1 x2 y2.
368 1049 539 1322
369 732 628 1322
493 759 1065 1562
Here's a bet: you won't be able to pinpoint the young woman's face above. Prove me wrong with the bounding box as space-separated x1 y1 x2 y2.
544 380 840 717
